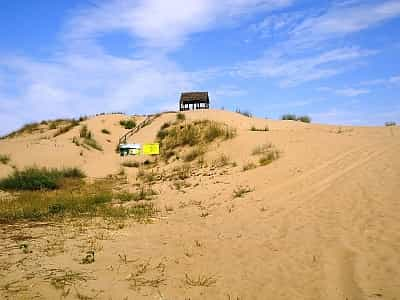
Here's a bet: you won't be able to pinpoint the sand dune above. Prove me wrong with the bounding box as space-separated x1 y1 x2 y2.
0 110 399 299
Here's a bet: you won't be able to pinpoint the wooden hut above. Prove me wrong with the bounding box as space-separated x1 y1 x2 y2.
179 92 210 111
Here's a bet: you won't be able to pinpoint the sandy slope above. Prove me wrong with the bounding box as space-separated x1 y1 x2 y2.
0 110 399 299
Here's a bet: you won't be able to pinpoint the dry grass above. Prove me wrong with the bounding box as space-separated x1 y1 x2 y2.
184 273 217 287
233 185 254 198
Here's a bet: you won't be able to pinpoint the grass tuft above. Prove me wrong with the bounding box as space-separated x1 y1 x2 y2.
184 274 216 287
101 128 111 134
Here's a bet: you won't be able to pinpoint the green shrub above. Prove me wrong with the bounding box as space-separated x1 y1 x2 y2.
0 167 85 191
101 128 111 134
1 122 40 139
281 114 311 123
120 119 136 129
282 114 297 121
297 115 311 123
0 154 10 165
385 121 396 127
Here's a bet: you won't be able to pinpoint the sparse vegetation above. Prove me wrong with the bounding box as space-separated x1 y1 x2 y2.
233 185 253 198
0 154 10 165
385 121 396 127
282 114 311 123
120 119 136 129
101 128 111 134
115 187 156 202
157 120 236 160
0 167 85 191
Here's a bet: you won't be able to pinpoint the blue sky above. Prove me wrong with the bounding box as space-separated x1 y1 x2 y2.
1 0 399 135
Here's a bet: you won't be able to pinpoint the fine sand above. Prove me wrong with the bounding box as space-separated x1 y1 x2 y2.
0 109 399 299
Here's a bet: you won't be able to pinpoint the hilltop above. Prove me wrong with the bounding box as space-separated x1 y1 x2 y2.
0 109 399 299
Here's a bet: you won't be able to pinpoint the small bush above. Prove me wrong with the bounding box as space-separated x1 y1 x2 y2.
115 187 156 202
297 115 311 123
385 121 396 127
0 154 10 165
250 125 269 131
176 113 186 121
101 128 111 134
0 167 85 191
120 119 136 129
282 114 297 121
282 114 311 123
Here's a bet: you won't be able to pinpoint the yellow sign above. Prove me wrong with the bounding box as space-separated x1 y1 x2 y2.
142 143 160 155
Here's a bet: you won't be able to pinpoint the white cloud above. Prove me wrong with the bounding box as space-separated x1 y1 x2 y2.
289 0 400 48
235 47 374 86
66 0 293 50
360 75 400 86
335 88 369 97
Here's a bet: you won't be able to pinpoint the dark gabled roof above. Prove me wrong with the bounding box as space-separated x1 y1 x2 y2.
180 92 209 104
